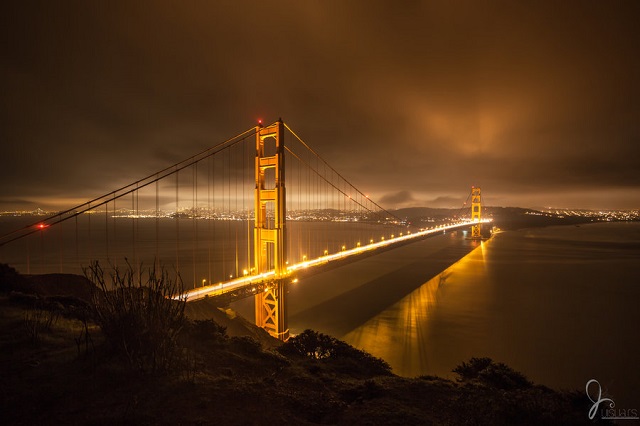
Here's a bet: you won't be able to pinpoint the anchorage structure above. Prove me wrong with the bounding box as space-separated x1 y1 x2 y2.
254 120 289 341
471 186 482 239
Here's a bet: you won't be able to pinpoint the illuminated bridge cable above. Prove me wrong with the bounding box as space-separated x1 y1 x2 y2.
283 146 395 223
283 122 403 224
454 189 473 220
0 126 258 247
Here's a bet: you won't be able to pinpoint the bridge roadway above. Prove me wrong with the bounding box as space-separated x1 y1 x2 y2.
179 219 491 302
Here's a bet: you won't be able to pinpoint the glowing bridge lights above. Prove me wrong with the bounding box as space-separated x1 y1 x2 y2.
179 219 491 302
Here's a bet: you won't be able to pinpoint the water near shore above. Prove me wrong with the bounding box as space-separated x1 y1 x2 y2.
242 222 640 410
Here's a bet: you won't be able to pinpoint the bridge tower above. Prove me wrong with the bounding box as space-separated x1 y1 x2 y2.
471 186 482 239
254 120 289 341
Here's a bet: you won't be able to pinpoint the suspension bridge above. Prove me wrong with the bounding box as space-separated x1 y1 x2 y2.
0 119 489 340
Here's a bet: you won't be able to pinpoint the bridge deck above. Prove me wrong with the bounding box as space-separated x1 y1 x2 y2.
179 219 490 303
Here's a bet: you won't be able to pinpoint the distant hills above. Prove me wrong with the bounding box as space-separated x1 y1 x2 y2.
389 206 628 230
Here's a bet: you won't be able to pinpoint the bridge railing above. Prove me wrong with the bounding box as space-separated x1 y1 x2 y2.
180 219 491 302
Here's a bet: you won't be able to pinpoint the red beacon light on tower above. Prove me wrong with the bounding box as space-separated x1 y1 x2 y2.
36 223 49 230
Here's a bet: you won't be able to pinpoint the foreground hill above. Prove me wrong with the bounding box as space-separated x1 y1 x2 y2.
0 266 600 425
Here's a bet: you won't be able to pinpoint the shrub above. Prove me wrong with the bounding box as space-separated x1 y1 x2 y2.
229 335 263 356
278 329 392 376
453 357 493 379
85 261 187 374
22 308 59 343
453 357 533 390
279 329 335 359
180 319 228 352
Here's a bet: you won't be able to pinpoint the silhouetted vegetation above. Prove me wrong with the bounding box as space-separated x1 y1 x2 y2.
278 329 392 377
180 318 228 352
453 356 533 390
22 307 59 343
85 261 187 374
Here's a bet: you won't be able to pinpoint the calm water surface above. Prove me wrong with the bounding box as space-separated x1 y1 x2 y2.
257 222 640 409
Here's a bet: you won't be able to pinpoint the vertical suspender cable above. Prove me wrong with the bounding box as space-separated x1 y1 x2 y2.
221 149 226 280
112 194 117 268
155 176 159 271
244 137 249 275
88 203 92 266
308 145 311 257
207 155 211 285
134 185 139 279
210 153 214 284
26 237 30 274
176 168 180 277
57 220 62 273
39 228 43 272
105 202 109 262
131 190 135 273
75 214 79 269
193 163 197 288
297 146 301 260
234 143 238 278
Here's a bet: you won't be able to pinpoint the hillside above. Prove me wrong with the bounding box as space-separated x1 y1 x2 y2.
0 266 600 425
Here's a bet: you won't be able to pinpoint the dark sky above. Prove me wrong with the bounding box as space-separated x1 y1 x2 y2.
1 1 639 211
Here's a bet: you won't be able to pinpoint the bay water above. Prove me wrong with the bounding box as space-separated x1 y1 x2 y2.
241 222 640 410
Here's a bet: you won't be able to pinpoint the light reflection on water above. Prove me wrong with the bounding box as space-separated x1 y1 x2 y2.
342 240 490 377
336 222 639 410
342 271 443 376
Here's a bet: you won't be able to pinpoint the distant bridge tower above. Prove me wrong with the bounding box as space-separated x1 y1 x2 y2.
471 186 482 239
254 120 289 341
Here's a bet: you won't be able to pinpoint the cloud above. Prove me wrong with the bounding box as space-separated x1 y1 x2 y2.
379 191 416 208
0 1 639 210
427 196 463 208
